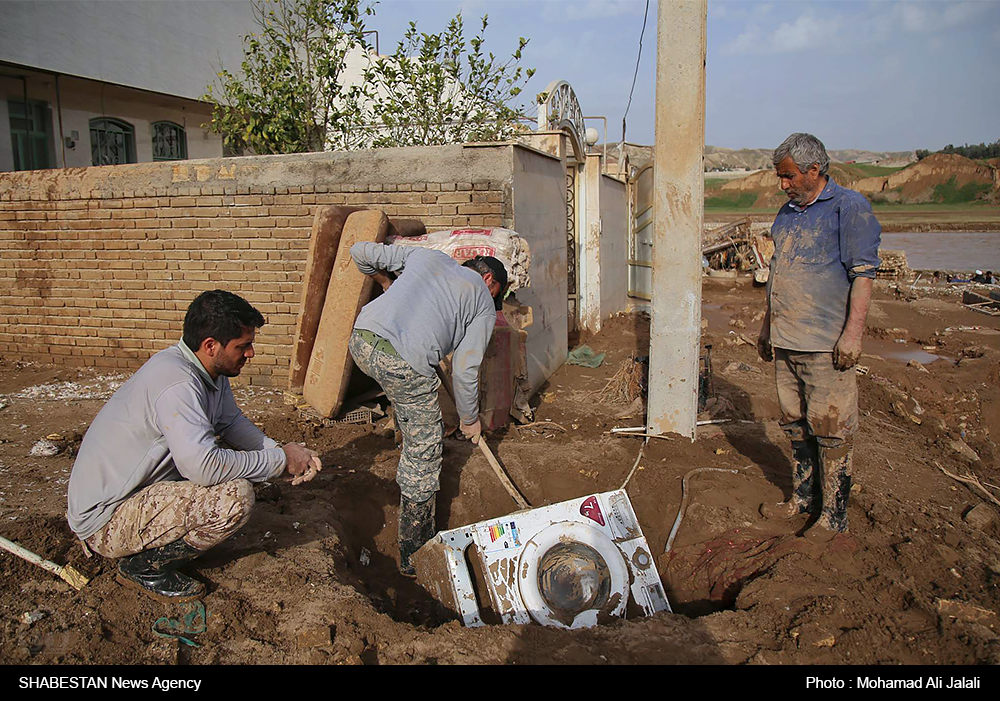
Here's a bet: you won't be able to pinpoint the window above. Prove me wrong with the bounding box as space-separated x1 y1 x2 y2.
152 121 187 160
90 118 136 166
8 100 52 171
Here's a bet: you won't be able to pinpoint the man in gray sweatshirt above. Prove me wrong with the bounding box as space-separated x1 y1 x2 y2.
347 244 507 575
67 290 321 602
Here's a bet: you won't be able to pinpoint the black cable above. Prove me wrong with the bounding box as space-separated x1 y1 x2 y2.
622 0 650 146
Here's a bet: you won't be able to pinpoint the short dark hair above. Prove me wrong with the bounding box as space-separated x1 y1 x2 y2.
182 290 265 352
462 255 509 309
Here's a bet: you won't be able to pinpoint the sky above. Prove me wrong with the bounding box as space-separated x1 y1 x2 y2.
365 0 1000 152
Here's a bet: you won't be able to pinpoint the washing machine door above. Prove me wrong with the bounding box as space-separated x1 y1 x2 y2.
517 521 630 629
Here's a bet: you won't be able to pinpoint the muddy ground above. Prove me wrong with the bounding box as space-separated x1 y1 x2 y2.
1 275 999 666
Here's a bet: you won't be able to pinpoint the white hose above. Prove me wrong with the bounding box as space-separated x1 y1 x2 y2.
664 467 740 554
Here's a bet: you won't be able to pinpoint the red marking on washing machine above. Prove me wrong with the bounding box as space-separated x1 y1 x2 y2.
580 496 605 526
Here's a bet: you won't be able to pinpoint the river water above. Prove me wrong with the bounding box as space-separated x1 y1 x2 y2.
881 232 1000 271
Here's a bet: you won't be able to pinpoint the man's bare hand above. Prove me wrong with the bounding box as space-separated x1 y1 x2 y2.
372 271 393 292
757 333 773 362
291 455 322 486
460 419 482 444
833 333 862 371
282 442 320 480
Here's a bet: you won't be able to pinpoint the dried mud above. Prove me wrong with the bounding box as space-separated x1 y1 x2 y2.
1 277 999 665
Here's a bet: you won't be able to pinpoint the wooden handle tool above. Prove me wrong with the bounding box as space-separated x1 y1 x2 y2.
0 535 90 590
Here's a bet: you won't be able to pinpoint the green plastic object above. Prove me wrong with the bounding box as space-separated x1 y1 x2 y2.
567 345 606 368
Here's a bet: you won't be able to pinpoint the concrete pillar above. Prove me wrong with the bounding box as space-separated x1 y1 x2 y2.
646 0 707 440
579 152 603 332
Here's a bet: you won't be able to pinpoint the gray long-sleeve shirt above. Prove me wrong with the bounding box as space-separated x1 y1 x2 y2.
67 341 286 540
351 243 496 424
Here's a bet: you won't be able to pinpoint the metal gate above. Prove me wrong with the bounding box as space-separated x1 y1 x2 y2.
627 164 654 301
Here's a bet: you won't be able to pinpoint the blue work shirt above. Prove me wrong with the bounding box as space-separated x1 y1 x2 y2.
767 178 881 352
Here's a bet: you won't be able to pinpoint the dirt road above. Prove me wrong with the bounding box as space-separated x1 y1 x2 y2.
1 277 998 665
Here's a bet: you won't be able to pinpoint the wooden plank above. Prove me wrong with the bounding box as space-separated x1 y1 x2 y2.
303 211 389 417
288 206 363 391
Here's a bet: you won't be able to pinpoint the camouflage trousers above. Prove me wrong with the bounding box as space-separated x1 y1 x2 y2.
349 330 443 503
85 478 255 558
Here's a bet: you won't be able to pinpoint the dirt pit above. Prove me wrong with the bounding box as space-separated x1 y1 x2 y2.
1 277 999 665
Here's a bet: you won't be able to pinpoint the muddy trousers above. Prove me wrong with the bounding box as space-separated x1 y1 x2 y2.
85 479 255 559
774 349 857 532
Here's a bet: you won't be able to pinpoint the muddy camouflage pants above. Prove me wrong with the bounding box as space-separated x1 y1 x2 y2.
774 348 856 530
85 478 255 558
349 330 443 503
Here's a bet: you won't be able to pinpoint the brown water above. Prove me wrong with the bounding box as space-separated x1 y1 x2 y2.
881 232 1000 271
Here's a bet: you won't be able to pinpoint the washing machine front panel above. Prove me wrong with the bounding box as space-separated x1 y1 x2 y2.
516 521 630 629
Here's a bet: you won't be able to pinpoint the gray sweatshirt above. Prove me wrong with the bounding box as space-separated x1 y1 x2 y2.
351 243 496 424
67 341 286 540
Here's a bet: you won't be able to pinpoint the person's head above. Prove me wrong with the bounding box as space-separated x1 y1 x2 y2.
772 133 830 206
183 290 265 378
462 255 509 310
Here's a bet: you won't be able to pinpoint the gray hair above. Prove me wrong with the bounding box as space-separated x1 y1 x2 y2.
772 133 830 176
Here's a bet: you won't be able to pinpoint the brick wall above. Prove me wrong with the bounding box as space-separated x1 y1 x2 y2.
0 145 515 385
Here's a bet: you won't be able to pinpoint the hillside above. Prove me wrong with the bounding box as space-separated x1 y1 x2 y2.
706 153 998 209
704 146 916 172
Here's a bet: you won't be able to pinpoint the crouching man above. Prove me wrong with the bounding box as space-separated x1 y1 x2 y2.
67 290 321 602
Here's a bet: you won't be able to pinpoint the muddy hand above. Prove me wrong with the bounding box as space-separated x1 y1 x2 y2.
292 455 323 486
833 334 861 370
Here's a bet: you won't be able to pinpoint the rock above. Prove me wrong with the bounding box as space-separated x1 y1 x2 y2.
296 624 334 649
790 623 836 648
963 504 996 530
21 610 46 625
907 360 929 373
724 361 761 375
890 401 922 425
936 598 996 624
948 438 980 463
28 439 61 457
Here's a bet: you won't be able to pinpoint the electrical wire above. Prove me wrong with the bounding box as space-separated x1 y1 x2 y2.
621 0 650 146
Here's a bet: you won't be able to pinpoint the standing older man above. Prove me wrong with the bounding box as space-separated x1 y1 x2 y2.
756 133 881 540
68 290 321 602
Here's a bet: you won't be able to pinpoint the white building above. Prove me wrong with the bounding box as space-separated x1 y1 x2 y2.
0 0 259 172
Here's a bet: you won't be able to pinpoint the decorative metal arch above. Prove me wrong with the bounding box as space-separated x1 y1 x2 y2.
536 80 586 161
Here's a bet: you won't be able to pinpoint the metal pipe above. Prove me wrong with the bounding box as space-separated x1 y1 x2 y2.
55 73 66 167
21 75 32 170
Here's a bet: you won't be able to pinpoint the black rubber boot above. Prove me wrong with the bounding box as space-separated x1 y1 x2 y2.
398 495 436 577
116 539 207 603
807 443 853 539
761 438 819 519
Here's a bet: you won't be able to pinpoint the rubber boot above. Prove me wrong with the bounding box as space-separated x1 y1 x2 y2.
398 495 436 577
117 539 206 603
761 439 819 519
805 443 853 542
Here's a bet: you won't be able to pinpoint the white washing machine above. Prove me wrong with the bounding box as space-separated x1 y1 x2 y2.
413 490 671 629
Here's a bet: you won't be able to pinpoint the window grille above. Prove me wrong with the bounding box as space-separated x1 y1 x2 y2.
90 118 136 166
152 121 187 160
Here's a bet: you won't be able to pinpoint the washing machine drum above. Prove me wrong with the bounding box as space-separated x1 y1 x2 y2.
517 521 630 629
